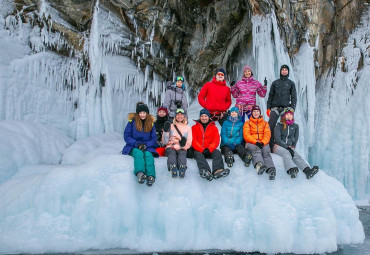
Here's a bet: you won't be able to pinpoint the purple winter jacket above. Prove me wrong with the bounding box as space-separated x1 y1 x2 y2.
231 76 267 107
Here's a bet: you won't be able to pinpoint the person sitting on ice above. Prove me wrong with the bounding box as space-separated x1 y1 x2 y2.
121 102 158 186
243 105 276 180
163 76 188 122
266 64 297 150
273 107 319 179
162 108 193 178
154 105 170 157
198 68 232 126
230 65 267 122
220 106 253 168
191 108 230 181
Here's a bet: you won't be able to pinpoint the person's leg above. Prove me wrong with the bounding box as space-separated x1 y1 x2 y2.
236 144 252 166
144 151 156 178
292 150 310 170
268 110 280 150
177 149 187 178
212 149 230 178
246 143 263 167
222 145 234 167
186 147 194 158
194 150 212 181
274 146 297 171
130 148 145 176
165 147 178 177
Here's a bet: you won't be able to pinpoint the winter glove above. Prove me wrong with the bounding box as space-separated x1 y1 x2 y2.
203 148 211 158
180 136 187 147
287 147 295 158
163 121 171 132
138 143 147 151
255 142 264 149
230 80 236 87
264 77 267 86
266 109 271 117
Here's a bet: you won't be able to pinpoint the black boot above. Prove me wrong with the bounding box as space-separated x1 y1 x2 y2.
243 152 253 167
178 164 187 179
255 162 267 175
303 166 319 179
287 167 299 179
225 152 234 168
267 167 276 180
169 164 178 178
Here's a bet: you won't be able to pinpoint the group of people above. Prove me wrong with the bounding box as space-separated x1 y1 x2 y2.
122 65 319 187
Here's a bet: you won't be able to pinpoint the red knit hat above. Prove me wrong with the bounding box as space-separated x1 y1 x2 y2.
157 106 168 115
251 105 261 114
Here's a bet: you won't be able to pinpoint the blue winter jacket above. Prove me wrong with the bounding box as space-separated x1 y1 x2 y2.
121 114 159 157
221 116 244 149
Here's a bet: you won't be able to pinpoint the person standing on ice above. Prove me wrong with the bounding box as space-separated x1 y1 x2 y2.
220 106 253 168
154 105 170 157
191 108 230 181
266 64 297 150
122 102 158 186
243 105 276 180
162 108 192 178
198 68 232 126
230 65 267 122
273 107 319 179
164 76 188 122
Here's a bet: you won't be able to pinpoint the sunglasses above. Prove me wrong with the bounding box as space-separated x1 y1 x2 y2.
217 72 224 76
176 76 184 81
176 109 185 114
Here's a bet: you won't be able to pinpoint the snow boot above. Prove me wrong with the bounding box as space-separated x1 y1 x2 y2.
267 167 276 180
225 152 235 168
137 172 146 184
146 176 155 186
255 162 267 175
243 152 253 167
199 168 213 181
169 164 178 178
287 167 299 179
213 168 230 179
303 166 319 179
178 164 187 179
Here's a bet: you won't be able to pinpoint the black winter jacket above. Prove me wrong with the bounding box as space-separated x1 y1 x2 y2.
274 122 299 149
154 115 169 146
267 76 297 110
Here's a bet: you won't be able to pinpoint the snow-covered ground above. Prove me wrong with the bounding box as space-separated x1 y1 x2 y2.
0 101 365 254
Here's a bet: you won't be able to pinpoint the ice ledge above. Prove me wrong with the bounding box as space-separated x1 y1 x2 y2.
0 150 365 254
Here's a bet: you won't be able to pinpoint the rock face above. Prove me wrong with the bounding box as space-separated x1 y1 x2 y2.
5 0 369 87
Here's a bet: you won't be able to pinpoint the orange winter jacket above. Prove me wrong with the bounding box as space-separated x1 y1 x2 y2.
191 120 220 153
243 116 271 145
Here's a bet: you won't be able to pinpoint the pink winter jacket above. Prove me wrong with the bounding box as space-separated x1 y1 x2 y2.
231 76 267 107
162 119 193 151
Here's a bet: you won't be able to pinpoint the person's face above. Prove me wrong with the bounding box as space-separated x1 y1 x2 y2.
281 68 289 76
175 113 185 122
176 81 183 87
285 112 293 120
200 114 210 123
157 110 166 117
252 110 260 118
216 72 225 82
230 111 238 117
244 69 252 78
139 112 147 120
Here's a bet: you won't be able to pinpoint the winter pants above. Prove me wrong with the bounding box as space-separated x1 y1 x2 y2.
165 147 187 168
193 149 224 174
274 146 309 172
268 107 284 149
246 143 275 169
221 144 250 160
130 148 156 178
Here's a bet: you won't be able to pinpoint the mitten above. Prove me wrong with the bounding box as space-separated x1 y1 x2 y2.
138 143 146 151
203 148 211 158
255 142 264 149
230 80 236 87
163 121 171 132
266 109 271 117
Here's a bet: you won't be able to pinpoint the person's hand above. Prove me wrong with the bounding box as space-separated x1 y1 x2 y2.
266 109 271 117
255 142 264 149
138 143 146 151
163 121 171 132
203 148 211 158
230 80 236 87
287 147 295 157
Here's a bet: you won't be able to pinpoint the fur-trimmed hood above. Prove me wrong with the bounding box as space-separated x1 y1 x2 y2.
127 112 156 122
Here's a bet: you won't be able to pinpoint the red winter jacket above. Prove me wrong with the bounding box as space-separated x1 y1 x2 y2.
198 77 232 114
191 120 220 153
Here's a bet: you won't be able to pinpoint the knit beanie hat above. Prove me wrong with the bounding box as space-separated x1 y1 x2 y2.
251 105 261 114
157 106 168 115
136 102 149 114
199 108 211 117
243 65 253 75
216 68 226 75
280 64 290 74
